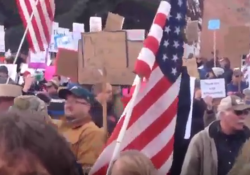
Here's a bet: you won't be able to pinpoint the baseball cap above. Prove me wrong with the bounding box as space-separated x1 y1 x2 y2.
0 65 8 74
58 85 94 103
218 95 250 112
44 79 59 88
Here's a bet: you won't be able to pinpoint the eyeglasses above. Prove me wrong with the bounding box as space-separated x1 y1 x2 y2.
65 100 89 106
234 110 249 116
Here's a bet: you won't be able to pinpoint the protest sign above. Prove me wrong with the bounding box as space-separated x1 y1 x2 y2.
0 30 5 52
49 28 70 52
104 12 124 31
185 21 199 42
224 26 250 55
0 64 17 81
126 30 145 41
56 48 78 79
82 31 127 69
73 23 84 32
200 78 226 98
28 49 49 69
78 31 136 85
45 66 55 81
56 33 77 51
127 41 143 68
182 58 199 78
89 17 102 32
208 19 220 30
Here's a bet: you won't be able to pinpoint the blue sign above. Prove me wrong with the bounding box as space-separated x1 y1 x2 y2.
208 19 220 30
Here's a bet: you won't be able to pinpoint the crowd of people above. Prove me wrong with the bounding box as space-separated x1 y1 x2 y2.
0 52 250 175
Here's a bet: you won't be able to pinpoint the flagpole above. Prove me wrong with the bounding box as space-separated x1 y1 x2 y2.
6 0 39 84
106 78 142 175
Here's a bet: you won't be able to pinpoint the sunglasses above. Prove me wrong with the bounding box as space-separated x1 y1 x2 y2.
234 110 249 116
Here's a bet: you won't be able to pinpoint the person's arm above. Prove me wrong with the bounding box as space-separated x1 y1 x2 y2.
203 107 216 127
203 96 216 127
180 133 202 175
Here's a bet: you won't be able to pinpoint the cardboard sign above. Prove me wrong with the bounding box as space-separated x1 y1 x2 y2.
127 41 143 68
224 26 250 54
185 21 199 42
82 31 127 69
56 48 78 79
104 12 124 31
182 58 199 78
208 19 220 30
200 78 226 98
78 32 137 85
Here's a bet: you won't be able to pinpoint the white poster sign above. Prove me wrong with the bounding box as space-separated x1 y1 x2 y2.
73 23 84 32
126 29 145 41
0 64 17 81
89 17 102 32
201 78 226 98
49 28 70 52
0 31 5 52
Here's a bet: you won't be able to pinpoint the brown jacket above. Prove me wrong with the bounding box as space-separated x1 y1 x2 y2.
58 120 106 170
181 122 218 175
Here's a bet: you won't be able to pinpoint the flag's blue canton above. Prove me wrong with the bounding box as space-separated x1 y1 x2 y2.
156 0 187 83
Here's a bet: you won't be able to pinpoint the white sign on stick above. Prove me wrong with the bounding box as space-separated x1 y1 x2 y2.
89 17 102 32
201 78 226 98
0 30 5 52
126 29 145 41
73 23 85 32
0 64 17 81
49 28 70 52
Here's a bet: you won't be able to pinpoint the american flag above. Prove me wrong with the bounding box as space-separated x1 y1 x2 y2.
16 0 55 52
89 0 186 174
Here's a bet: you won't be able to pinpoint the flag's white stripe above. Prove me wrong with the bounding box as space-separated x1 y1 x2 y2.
157 1 171 15
29 0 47 48
90 75 180 173
158 152 173 175
137 48 156 71
49 0 56 16
39 0 51 43
148 24 163 43
19 1 39 51
141 115 176 158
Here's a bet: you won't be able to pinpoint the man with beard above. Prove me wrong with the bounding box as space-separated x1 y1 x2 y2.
90 82 118 135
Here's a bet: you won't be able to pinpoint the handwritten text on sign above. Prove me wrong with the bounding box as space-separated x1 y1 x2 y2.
82 31 127 69
200 78 226 98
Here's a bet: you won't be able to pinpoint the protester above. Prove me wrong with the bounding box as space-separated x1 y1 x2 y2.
0 79 22 112
91 82 118 135
0 111 82 175
57 85 106 171
44 78 60 97
227 69 248 96
0 65 8 78
109 150 157 175
181 95 250 175
219 57 233 84
9 95 53 124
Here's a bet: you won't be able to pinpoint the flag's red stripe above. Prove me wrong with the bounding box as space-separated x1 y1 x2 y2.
37 1 50 44
124 97 178 151
16 0 35 52
151 136 174 169
107 73 168 145
25 0 44 51
45 0 53 20
154 13 168 28
135 60 151 79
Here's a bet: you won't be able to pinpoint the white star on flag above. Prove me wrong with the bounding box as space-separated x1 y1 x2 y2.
165 26 171 33
172 54 178 62
174 27 180 35
164 40 169 47
176 13 182 20
171 67 177 75
173 41 179 48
